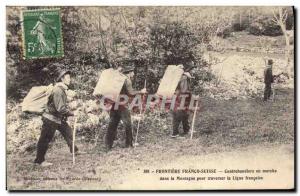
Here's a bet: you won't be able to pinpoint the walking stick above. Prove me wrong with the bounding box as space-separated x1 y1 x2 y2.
72 112 79 165
134 80 147 148
190 99 199 139
134 111 142 148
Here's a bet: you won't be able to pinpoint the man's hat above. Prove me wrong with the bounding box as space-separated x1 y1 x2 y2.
183 60 196 72
56 69 71 82
268 59 273 65
122 66 135 74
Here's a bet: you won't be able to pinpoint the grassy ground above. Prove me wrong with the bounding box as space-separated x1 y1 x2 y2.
7 87 294 190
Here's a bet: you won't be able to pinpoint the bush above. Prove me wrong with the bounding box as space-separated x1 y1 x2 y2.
217 27 233 38
7 7 212 101
248 16 282 36
232 15 252 32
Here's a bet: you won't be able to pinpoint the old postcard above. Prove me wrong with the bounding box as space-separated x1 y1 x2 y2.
6 6 295 191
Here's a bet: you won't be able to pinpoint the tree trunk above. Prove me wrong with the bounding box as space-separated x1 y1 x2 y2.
280 23 292 77
273 8 293 78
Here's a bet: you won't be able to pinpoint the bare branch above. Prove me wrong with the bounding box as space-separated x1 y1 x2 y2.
272 9 279 23
271 18 278 24
282 9 288 22
278 7 282 19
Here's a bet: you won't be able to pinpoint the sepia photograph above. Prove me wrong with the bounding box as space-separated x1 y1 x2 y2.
6 6 295 191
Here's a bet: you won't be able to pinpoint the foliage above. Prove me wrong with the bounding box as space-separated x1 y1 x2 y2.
6 6 294 99
232 14 253 32
7 6 215 99
248 16 282 36
247 7 293 36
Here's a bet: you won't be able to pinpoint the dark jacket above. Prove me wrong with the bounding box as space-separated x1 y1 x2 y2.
264 66 273 84
110 76 141 110
120 77 140 97
175 74 191 111
176 74 190 94
43 82 74 124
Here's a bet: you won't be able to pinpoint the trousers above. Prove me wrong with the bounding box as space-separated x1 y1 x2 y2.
172 110 190 135
34 117 78 164
105 108 133 149
264 83 272 101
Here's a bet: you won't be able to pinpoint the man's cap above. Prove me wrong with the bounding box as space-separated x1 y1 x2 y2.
122 66 135 74
56 69 71 82
180 59 195 71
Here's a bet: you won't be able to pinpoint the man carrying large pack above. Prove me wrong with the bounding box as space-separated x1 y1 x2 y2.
171 62 196 138
34 67 80 166
104 67 146 151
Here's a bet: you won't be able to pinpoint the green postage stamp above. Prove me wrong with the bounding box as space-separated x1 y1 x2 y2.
21 8 64 59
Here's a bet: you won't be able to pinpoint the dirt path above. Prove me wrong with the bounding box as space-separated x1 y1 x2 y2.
115 143 294 190
7 141 294 190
